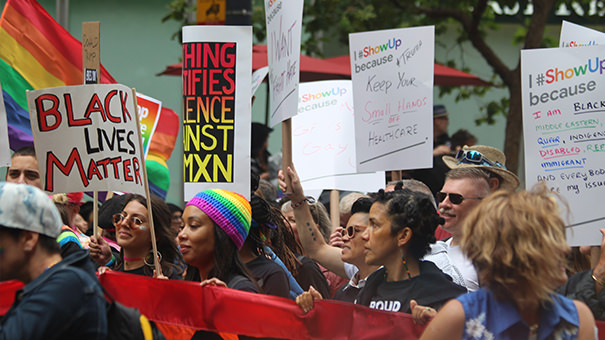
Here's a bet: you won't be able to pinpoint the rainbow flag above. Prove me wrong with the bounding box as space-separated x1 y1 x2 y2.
0 0 179 199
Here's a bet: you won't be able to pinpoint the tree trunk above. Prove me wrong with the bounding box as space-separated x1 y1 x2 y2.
504 68 522 176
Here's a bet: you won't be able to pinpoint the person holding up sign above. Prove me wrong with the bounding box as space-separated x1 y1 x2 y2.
420 186 596 340
290 166 466 317
90 194 183 279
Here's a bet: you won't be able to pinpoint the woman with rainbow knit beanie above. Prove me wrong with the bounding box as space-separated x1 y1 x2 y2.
179 189 259 292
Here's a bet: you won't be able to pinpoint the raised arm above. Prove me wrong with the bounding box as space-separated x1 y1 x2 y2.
279 166 347 278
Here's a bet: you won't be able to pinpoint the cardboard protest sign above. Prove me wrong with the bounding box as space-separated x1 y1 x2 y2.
182 26 252 200
0 81 10 167
293 80 385 191
264 0 303 127
27 84 145 195
560 21 602 47
521 46 605 246
252 66 269 97
349 26 434 173
136 93 162 158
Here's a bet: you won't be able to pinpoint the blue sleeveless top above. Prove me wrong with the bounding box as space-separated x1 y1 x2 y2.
457 288 579 340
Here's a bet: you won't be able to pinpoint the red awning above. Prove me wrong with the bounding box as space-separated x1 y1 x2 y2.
160 44 491 86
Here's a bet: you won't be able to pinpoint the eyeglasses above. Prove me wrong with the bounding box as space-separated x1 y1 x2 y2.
436 192 483 205
340 225 366 238
112 213 146 229
455 150 506 169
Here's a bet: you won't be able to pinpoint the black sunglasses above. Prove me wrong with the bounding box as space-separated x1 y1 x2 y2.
436 192 483 205
455 150 506 169
340 225 366 238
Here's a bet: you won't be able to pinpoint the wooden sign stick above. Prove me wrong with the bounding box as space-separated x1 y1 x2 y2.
132 88 162 277
82 22 101 238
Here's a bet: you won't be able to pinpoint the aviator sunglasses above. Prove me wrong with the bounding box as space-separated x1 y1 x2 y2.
455 150 506 169
436 192 483 205
112 212 146 229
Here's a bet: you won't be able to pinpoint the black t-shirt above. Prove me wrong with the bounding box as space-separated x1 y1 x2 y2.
115 262 183 280
295 255 330 299
226 273 260 293
333 282 361 303
246 255 290 299
355 261 467 313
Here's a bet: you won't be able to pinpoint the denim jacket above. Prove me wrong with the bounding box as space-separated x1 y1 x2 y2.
0 249 107 340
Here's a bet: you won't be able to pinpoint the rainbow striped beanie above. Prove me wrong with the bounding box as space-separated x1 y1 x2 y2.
186 189 251 250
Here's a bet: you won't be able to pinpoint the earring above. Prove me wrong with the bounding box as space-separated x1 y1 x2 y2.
144 250 162 266
402 253 412 280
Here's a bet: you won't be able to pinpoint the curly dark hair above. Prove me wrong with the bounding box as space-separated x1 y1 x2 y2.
371 188 443 260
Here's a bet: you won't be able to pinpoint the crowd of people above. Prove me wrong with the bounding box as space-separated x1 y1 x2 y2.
1 104 604 339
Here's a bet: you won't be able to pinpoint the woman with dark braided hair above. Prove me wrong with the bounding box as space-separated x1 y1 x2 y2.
238 193 291 298
354 188 465 316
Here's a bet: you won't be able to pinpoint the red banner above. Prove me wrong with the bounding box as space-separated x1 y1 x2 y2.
3 273 605 340
99 271 425 340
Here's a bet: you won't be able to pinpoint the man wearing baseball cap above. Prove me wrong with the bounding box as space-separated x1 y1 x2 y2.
0 182 107 339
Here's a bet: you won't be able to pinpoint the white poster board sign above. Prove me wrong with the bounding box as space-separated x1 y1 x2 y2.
349 26 434 172
293 80 384 190
264 0 303 127
27 84 145 195
301 172 386 195
0 81 10 167
560 21 603 47
252 66 269 97
521 46 605 246
182 26 252 200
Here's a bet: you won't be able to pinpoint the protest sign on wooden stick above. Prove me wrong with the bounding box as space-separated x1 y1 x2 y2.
83 21 101 238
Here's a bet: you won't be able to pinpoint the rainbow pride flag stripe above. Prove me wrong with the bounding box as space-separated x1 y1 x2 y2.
0 0 116 149
0 0 179 199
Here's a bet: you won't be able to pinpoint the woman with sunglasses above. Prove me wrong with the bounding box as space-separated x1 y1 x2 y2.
420 186 596 340
90 194 183 279
279 166 379 304
288 170 466 316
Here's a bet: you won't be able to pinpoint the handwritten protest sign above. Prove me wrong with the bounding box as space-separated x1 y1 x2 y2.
293 80 384 191
560 21 602 48
136 93 162 157
252 66 269 97
521 46 605 246
349 26 434 173
264 0 303 127
27 84 145 195
0 81 10 167
182 26 252 200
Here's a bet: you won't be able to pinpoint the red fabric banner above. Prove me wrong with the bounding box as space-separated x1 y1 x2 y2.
99 271 425 340
0 280 23 315
3 272 605 340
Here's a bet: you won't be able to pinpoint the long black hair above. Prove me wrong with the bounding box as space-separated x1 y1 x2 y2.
184 224 258 289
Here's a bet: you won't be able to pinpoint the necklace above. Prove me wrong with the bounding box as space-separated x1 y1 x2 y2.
123 256 143 262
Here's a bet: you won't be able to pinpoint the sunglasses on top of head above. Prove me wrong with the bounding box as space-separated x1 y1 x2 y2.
436 192 483 205
455 150 506 169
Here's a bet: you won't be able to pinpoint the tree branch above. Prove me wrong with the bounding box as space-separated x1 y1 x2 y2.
413 1 515 87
